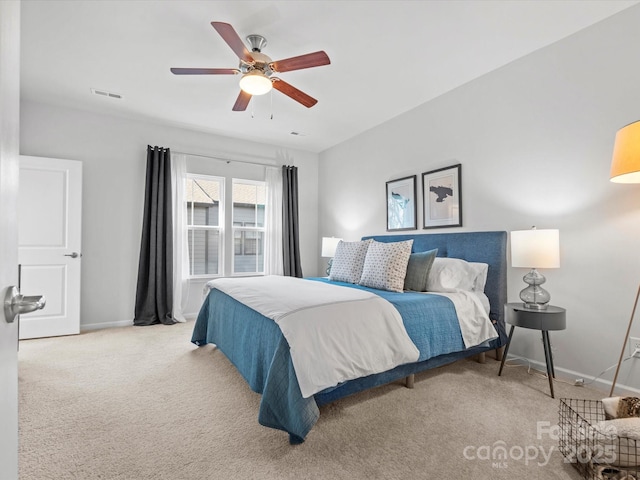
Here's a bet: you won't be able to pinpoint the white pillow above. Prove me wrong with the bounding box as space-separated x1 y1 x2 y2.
328 239 372 284
470 262 489 292
427 257 489 293
359 240 413 292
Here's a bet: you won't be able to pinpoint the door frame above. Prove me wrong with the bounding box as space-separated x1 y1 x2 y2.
19 155 82 339
0 2 22 478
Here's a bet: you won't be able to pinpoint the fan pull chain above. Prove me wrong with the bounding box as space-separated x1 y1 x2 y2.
270 89 274 120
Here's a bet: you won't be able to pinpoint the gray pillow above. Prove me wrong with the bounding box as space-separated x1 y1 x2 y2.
403 249 438 292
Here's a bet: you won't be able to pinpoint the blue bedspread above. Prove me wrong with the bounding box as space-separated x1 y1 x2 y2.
191 277 487 443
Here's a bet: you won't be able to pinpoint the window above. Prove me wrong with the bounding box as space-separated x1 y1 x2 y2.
185 174 266 278
186 175 224 277
232 179 265 274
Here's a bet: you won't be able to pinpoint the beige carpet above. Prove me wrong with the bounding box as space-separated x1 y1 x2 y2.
18 321 604 480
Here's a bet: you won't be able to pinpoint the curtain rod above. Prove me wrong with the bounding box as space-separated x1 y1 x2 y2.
173 150 278 167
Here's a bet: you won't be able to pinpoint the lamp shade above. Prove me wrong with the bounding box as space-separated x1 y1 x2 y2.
511 229 560 269
321 237 342 257
611 120 640 183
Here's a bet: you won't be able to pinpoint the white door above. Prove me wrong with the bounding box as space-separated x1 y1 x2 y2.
0 1 21 477
18 156 82 339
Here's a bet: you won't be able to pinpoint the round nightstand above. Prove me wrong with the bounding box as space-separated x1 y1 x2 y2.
498 302 566 398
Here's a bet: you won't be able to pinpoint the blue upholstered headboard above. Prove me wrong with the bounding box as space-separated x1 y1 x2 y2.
362 231 508 344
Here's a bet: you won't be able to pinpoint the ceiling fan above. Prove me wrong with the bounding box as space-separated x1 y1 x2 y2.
171 22 330 112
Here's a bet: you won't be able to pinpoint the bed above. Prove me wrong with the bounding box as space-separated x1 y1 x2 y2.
191 231 508 443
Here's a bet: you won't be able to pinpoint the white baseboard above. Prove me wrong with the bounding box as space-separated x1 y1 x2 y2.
81 319 133 332
504 355 640 397
80 314 198 333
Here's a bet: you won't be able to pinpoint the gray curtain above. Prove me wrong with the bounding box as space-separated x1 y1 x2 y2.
282 165 303 277
134 146 175 326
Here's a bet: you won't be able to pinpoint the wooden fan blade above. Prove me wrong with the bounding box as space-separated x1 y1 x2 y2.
211 22 254 64
272 78 318 108
270 51 330 73
170 68 239 75
232 90 252 111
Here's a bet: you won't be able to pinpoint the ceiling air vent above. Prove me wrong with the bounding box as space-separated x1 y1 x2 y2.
90 88 123 99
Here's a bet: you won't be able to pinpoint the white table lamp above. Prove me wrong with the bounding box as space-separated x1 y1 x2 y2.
321 237 342 275
511 227 560 310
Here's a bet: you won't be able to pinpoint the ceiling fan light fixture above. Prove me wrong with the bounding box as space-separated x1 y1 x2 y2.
239 70 272 95
173 22 330 111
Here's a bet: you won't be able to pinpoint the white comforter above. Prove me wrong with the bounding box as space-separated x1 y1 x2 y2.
429 291 497 348
205 275 420 398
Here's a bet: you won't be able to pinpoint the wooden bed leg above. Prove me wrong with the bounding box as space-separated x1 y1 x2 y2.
405 374 415 389
477 352 486 364
495 346 504 362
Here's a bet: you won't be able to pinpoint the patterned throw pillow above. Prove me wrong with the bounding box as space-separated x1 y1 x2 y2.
403 249 438 292
328 239 373 284
359 240 414 292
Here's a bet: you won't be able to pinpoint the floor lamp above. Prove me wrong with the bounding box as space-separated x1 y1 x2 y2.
609 120 640 397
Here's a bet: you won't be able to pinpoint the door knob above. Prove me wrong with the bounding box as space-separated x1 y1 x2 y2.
4 286 46 324
64 252 81 258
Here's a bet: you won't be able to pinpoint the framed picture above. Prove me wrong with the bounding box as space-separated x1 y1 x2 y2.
386 175 417 231
422 164 462 229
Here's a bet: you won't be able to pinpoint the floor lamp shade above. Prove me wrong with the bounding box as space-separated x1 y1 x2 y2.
611 120 640 183
609 120 640 396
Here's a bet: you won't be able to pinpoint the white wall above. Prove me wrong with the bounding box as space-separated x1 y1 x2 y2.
20 101 319 328
319 6 640 392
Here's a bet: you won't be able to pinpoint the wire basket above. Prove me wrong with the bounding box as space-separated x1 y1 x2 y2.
559 398 640 479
